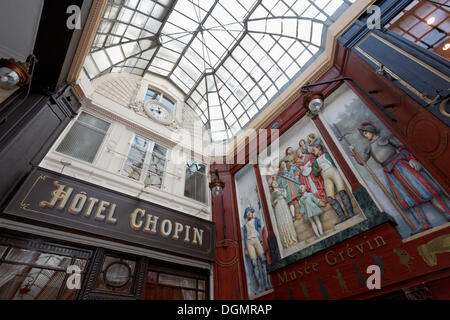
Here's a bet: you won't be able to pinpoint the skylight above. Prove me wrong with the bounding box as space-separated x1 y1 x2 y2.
84 0 356 142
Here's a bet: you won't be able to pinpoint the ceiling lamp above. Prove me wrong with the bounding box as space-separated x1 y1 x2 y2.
0 55 37 124
300 77 398 122
0 57 33 90
303 90 325 116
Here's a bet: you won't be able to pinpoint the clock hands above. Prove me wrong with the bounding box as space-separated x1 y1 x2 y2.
146 102 170 122
149 107 162 114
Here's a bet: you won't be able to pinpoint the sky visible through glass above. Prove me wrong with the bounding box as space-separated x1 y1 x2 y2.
84 0 355 142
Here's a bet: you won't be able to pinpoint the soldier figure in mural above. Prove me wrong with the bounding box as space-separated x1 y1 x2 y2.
295 147 328 204
307 133 327 154
351 121 450 231
312 143 355 224
242 206 272 292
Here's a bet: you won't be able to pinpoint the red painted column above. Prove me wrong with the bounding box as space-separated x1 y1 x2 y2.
210 164 248 300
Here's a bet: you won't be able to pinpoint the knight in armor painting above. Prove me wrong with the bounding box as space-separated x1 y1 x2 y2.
351 121 450 231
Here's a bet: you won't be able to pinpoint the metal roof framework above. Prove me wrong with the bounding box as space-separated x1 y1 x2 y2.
84 0 355 142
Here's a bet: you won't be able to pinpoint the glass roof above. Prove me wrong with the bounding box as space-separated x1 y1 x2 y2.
84 0 356 142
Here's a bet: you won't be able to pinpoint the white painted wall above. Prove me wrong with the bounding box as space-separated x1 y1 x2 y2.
40 73 211 220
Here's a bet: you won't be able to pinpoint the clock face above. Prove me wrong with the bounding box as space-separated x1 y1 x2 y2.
144 101 172 124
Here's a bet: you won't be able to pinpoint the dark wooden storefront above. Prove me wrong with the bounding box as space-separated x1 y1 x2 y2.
0 230 210 300
0 168 215 300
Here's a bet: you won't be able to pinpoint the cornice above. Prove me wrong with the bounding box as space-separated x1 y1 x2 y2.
67 0 107 84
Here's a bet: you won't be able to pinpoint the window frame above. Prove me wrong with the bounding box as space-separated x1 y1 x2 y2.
144 86 176 112
384 0 450 59
121 133 169 190
183 160 208 205
53 110 112 166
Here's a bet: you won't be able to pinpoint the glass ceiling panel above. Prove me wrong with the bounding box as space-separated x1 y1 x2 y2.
84 0 356 142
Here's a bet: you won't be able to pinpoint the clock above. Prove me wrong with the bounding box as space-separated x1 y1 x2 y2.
144 100 173 124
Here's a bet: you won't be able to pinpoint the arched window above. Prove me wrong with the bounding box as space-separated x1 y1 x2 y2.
145 87 175 112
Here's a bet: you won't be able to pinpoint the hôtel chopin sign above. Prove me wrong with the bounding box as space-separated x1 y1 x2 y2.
5 168 215 261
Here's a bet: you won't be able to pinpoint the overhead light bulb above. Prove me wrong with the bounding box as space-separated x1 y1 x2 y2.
309 98 324 113
303 91 325 115
0 58 31 90
0 67 21 89
427 17 435 25
443 43 450 51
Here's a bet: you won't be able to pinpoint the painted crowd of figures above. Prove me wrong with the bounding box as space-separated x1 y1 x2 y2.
268 133 356 248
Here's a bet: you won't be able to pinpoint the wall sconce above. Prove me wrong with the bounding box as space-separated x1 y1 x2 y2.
0 55 37 124
209 168 225 196
302 86 325 116
0 56 36 90
300 77 398 122
209 168 229 246
376 65 386 76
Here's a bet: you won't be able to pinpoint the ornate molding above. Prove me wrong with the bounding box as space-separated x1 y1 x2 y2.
80 248 105 300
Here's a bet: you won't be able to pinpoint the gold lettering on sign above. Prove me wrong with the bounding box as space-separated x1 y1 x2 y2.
94 200 109 221
130 208 145 230
105 203 117 224
277 271 288 285
39 181 73 210
374 236 387 248
172 222 184 240
84 198 98 217
161 219 173 238
68 192 87 215
192 228 204 246
35 179 208 249
325 251 338 266
184 225 191 243
143 214 159 234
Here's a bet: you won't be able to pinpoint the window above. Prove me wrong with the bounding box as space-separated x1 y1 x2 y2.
85 0 355 142
386 0 449 60
95 255 136 294
147 144 167 189
56 112 110 163
144 269 208 300
0 243 89 300
184 160 206 204
144 87 175 111
121 135 168 189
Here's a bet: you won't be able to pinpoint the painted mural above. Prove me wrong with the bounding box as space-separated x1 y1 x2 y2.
234 165 273 299
259 117 366 257
321 84 450 238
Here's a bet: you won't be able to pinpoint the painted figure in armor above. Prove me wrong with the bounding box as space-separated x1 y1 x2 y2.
312 144 355 224
242 206 271 292
351 122 450 231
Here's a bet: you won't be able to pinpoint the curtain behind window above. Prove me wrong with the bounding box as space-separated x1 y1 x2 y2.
56 112 110 163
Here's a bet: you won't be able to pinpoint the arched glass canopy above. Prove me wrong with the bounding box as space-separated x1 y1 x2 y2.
84 0 356 142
